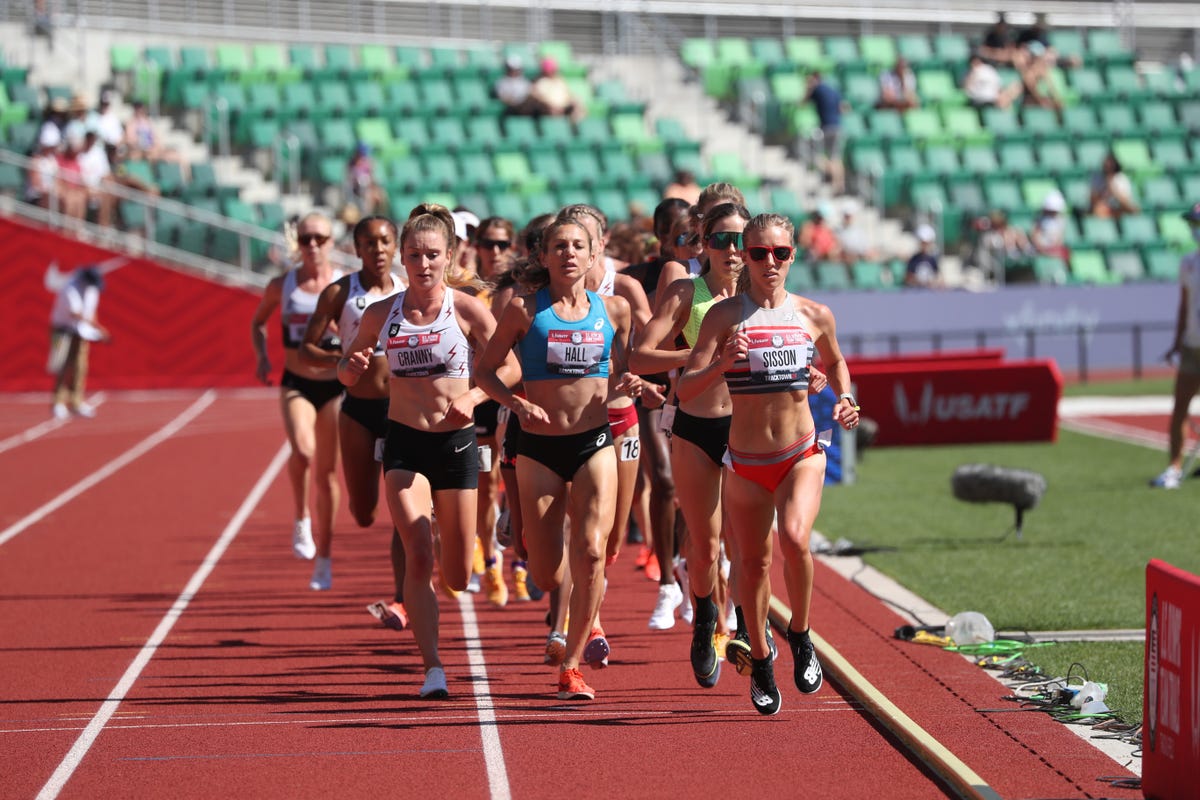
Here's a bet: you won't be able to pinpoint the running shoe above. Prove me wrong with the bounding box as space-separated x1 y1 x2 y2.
767 625 778 662
495 507 512 549
713 632 731 662
309 556 332 591
643 552 662 582
584 627 610 669
439 574 462 600
788 628 823 694
557 667 595 700
749 656 782 715
484 563 509 607
726 628 753 676
634 544 651 568
691 616 720 688
52 402 70 420
420 666 449 699
74 402 97 418
525 573 545 601
472 536 486 574
292 518 316 560
512 564 532 602
675 558 693 625
1150 465 1182 490
544 631 567 665
648 582 683 630
367 600 408 632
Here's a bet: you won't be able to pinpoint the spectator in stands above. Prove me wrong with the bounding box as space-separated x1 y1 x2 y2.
904 224 943 288
32 0 54 49
836 199 878 265
876 56 919 111
103 142 159 221
806 71 846 194
797 203 841 263
124 101 189 177
26 125 61 207
343 142 387 217
1030 190 1070 260
978 12 1017 65
37 95 69 149
973 209 1034 282
91 89 125 148
1089 151 1139 219
62 93 91 146
494 55 536 116
963 53 1022 109
76 124 113 224
664 168 702 206
54 126 89 220
1150 202 1200 490
1016 41 1062 109
1016 12 1082 69
529 57 584 123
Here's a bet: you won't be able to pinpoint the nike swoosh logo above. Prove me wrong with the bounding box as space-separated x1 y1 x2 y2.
454 444 470 453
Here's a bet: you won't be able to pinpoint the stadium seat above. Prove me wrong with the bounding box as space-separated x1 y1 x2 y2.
1081 216 1120 248
1139 102 1185 138
785 263 814 293
1032 255 1069 284
783 37 831 72
750 38 787 69
1111 138 1159 178
916 69 961 106
1119 214 1159 247
1022 177 1060 210
1143 247 1179 280
1069 249 1112 283
681 39 716 71
896 35 935 67
1022 106 1062 140
822 37 862 69
815 261 851 290
851 260 890 290
1086 29 1134 66
351 82 386 117
1158 213 1193 250
932 34 970 65
859 35 897 69
981 106 1021 139
1106 249 1146 282
998 141 1037 175
1097 104 1138 135
1139 175 1183 212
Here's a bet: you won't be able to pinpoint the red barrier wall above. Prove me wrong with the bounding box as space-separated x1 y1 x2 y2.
1144 559 1200 800
0 216 280 392
853 359 1062 446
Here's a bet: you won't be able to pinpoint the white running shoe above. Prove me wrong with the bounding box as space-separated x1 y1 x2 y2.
309 556 332 590
725 594 737 632
1150 466 1182 490
52 403 70 420
648 582 683 630
74 402 97 418
292 518 316 560
420 666 448 699
675 558 694 625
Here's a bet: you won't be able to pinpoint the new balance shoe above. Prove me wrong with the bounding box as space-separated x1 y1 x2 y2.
512 564 532 602
788 627 823 694
309 556 332 591
484 563 509 607
648 582 683 630
420 666 448 699
584 627 610 669
749 656 782 715
557 667 595 700
1150 465 1183 490
725 628 753 676
465 572 482 593
367 600 408 632
691 617 720 688
292 518 316 560
544 631 567 665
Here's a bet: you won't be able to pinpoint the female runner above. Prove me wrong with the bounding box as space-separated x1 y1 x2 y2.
338 204 519 698
677 212 857 715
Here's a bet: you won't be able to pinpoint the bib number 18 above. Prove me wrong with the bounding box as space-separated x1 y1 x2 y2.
619 436 640 462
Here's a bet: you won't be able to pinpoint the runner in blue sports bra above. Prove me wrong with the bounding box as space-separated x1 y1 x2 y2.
339 204 520 701
678 212 858 717
301 215 409 632
250 212 344 588
477 216 638 703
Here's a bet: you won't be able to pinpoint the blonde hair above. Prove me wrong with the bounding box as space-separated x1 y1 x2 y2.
698 183 746 215
737 212 795 294
401 203 485 290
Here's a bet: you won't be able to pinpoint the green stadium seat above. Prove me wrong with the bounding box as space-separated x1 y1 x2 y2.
681 39 716 71
215 44 250 78
784 263 814 293
770 71 808 105
494 150 533 185
998 140 1037 174
1143 247 1178 280
868 109 906 141
321 45 357 81
503 115 539 147
247 117 281 149
1179 100 1200 134
315 82 352 118
537 115 572 145
983 176 1023 212
1081 216 1120 248
385 81 419 113
1119 214 1159 247
178 46 212 77
358 44 396 79
317 118 356 155
428 116 468 152
637 151 674 187
815 261 852 290
750 38 787 68
246 84 282 117
110 43 139 74
456 151 496 190
351 82 386 117
916 69 961 106
886 141 923 174
1181 174 1200 204
859 35 896 69
0 160 23 193
942 106 988 144
1060 105 1098 136
1075 139 1111 172
576 116 611 146
417 77 455 111
1059 174 1092 213
923 144 959 177
154 161 185 197
1032 255 1069 284
709 151 760 189
896 35 935 67
599 150 638 185
783 37 831 71
1069 248 1112 283
1022 177 1060 210
960 144 999 176
287 44 319 77
1048 30 1086 65
1021 105 1062 140
252 44 293 82
1111 138 1159 177
467 114 503 149
1098 104 1138 134
910 177 948 211
981 106 1020 139
1143 68 1182 97
1138 102 1184 138
1086 30 1134 65
355 117 395 151
564 147 602 186
611 112 652 148
1140 175 1183 212
1036 139 1076 175
841 70 879 110
932 34 970 65
143 45 174 70
464 47 500 73
823 37 862 69
1069 67 1107 102
281 82 318 119
847 140 886 176
851 260 890 290
903 108 943 142
715 38 753 68
1159 213 1193 250
392 117 428 148
1104 64 1146 100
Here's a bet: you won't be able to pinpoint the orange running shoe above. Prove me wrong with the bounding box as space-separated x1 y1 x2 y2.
643 552 661 583
483 563 509 607
634 544 651 568
544 632 567 665
557 667 595 700
367 600 408 632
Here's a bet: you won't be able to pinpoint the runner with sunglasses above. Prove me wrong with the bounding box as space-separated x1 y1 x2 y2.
476 216 638 701
678 212 858 715
652 183 747 303
632 203 750 682
338 204 521 699
250 212 345 588
299 215 408 625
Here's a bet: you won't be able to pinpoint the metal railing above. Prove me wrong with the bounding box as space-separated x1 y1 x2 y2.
0 147 355 286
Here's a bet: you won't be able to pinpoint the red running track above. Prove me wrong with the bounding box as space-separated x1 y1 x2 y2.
1 390 1139 799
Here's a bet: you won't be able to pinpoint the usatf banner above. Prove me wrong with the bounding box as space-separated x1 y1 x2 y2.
1145 559 1200 800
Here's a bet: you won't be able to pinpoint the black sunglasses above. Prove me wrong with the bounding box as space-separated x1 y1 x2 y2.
706 231 742 250
479 238 512 251
298 233 331 246
675 232 700 247
746 245 795 262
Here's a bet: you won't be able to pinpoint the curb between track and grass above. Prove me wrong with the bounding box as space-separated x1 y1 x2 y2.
766 595 1003 800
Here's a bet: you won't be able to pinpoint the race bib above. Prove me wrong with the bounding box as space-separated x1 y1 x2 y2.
746 329 812 385
619 436 641 462
286 312 309 344
388 330 445 378
546 329 605 376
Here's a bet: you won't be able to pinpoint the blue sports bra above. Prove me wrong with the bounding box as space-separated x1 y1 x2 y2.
518 287 614 381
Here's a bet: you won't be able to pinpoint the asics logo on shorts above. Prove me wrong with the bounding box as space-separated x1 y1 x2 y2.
596 432 608 447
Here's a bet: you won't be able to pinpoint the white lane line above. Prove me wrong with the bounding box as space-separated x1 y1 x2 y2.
1061 418 1167 450
35 441 290 800
0 393 108 455
0 391 214 548
457 594 512 800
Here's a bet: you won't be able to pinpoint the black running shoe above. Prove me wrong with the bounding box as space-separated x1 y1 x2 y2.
749 656 782 715
725 628 752 676
691 619 720 688
788 627 823 694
